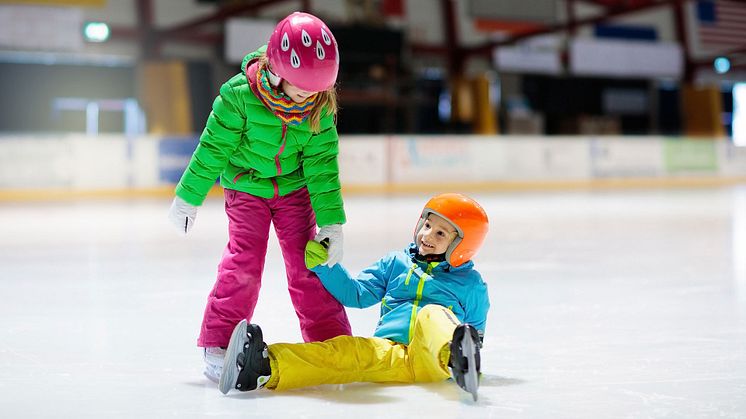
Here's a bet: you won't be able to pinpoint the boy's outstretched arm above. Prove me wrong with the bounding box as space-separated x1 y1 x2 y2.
305 240 389 309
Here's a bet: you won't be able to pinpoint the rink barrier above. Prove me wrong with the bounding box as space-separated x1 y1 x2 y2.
0 134 745 200
2 177 746 202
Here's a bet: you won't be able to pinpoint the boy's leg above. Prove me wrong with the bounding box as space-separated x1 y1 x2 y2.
407 304 461 382
267 335 413 391
270 187 352 342
197 189 272 348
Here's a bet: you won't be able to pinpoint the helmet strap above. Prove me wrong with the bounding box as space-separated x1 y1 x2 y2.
267 68 282 87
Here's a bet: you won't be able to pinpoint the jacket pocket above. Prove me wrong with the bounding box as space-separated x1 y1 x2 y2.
233 168 255 183
380 297 393 315
224 189 237 209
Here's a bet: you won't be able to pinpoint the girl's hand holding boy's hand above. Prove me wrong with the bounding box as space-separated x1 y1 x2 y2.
314 224 343 266
168 196 198 235
304 240 328 269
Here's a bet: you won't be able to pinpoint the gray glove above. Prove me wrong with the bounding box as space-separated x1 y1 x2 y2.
314 224 343 267
168 196 198 234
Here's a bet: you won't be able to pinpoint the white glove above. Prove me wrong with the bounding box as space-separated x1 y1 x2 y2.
314 224 343 267
168 196 198 235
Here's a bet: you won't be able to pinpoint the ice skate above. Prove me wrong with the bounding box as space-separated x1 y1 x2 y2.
449 323 481 401
203 347 226 383
218 320 271 394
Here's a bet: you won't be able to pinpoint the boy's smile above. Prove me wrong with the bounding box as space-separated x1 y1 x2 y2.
416 214 458 256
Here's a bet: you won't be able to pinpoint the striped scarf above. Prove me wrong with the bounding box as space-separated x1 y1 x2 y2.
252 64 317 126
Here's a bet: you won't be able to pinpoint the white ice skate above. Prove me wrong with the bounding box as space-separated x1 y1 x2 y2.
203 347 225 383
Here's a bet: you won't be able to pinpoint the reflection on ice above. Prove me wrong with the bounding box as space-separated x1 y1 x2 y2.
0 187 745 418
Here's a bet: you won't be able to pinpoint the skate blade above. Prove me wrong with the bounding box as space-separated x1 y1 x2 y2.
460 331 479 401
218 319 248 395
203 368 220 384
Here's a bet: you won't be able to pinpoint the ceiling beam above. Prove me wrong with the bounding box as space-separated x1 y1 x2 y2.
111 0 298 46
442 0 462 76
157 0 289 38
136 0 158 58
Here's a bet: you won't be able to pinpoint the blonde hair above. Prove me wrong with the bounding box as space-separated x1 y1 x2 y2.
257 54 338 133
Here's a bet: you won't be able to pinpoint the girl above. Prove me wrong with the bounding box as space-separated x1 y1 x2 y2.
168 12 351 382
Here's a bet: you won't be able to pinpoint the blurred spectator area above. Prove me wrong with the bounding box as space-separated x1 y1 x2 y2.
331 24 411 133
0 62 135 133
0 0 744 139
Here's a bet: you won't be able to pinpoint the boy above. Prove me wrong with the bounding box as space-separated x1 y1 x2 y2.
219 193 490 400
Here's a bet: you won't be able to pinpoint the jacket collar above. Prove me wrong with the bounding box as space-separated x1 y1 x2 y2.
406 243 473 272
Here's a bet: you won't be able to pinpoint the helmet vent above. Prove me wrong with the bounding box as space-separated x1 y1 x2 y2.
316 41 326 60
301 30 312 47
290 49 300 68
281 33 290 51
321 27 332 45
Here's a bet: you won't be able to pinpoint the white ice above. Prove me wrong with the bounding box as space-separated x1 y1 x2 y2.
1 186 745 418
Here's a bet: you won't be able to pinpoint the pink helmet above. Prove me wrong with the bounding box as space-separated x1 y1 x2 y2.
267 12 339 92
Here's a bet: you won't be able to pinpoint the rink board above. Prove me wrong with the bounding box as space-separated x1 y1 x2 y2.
0 134 744 196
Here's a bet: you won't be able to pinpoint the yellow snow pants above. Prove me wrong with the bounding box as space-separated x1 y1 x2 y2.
265 304 461 391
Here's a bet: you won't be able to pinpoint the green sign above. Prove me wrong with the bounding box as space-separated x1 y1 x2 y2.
662 139 718 173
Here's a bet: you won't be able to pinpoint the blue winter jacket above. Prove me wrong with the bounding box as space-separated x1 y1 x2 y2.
311 244 490 345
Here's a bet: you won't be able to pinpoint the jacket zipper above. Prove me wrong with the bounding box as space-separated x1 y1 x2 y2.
404 264 416 286
270 123 287 198
407 262 436 341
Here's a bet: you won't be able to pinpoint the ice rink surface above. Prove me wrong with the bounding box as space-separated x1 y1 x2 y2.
1 186 745 418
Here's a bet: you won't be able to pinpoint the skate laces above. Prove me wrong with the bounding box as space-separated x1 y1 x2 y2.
204 347 226 366
205 347 226 355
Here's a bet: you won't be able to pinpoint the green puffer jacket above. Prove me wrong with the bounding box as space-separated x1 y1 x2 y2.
174 46 345 227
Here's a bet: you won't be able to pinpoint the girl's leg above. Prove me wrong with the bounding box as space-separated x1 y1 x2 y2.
267 336 412 391
406 304 460 382
270 188 351 342
197 189 271 348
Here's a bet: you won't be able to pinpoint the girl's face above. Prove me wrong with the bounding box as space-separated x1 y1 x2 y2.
281 80 317 103
416 214 458 256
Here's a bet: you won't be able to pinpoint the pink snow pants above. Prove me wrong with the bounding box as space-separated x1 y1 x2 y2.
197 187 351 347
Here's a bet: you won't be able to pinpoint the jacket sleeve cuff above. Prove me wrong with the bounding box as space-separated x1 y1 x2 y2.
315 209 346 227
174 184 206 206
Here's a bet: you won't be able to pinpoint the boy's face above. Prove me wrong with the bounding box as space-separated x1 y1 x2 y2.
416 213 458 256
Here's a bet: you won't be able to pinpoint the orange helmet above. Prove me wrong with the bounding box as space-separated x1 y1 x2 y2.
414 193 489 267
